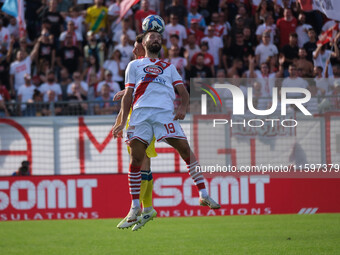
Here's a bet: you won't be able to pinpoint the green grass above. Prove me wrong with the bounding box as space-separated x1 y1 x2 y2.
0 214 339 255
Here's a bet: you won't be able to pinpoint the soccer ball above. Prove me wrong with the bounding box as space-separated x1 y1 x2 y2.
142 15 165 34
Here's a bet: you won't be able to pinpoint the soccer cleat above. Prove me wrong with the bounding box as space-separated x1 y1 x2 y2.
117 207 142 229
199 196 221 209
132 209 157 231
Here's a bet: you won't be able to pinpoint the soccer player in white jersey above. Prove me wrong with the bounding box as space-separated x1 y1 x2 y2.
112 30 220 224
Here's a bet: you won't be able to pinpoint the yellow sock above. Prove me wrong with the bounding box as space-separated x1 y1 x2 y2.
139 180 148 205
142 179 153 208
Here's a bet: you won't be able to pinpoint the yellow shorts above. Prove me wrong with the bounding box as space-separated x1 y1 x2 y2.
126 110 157 158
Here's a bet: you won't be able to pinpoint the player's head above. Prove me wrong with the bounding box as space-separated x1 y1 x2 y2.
133 34 145 58
142 31 162 55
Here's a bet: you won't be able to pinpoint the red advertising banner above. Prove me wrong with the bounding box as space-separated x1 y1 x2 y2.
0 173 339 221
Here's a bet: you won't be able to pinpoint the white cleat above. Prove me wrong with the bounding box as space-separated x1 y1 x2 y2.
117 207 142 229
199 196 221 209
132 209 157 231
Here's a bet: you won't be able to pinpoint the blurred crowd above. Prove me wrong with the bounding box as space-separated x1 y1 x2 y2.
0 0 340 117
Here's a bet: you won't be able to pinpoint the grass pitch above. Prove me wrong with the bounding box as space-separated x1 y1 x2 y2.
0 214 339 255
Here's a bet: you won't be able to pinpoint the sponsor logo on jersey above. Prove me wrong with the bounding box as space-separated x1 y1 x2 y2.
143 65 164 75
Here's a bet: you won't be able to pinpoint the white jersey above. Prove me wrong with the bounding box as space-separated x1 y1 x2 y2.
125 58 183 111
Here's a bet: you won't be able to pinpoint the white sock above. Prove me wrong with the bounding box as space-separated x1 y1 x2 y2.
143 206 153 213
131 199 140 208
199 188 208 198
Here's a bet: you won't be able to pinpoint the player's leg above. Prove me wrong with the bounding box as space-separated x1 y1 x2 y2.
117 139 146 229
165 138 221 209
132 156 157 231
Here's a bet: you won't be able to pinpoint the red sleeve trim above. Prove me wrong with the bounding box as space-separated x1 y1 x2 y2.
125 83 135 88
172 80 183 87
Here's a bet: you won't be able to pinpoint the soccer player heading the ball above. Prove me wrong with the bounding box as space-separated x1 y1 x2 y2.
112 17 220 226
113 34 158 231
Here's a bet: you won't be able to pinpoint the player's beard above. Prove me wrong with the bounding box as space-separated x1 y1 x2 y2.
146 41 162 54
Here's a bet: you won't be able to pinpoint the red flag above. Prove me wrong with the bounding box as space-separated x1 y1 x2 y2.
317 23 339 46
116 0 140 24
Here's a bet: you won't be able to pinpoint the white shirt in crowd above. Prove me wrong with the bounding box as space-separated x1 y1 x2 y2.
39 82 62 102
256 24 276 44
164 23 187 48
255 43 278 64
18 84 35 110
114 44 134 68
65 16 84 40
201 36 223 66
66 81 89 95
96 80 121 98
103 60 125 82
313 49 333 77
296 23 312 48
281 77 308 97
10 56 32 91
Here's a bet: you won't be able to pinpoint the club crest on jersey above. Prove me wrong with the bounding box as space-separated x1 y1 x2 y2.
143 65 164 75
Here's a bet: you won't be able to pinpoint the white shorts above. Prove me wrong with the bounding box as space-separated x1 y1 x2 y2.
126 108 187 145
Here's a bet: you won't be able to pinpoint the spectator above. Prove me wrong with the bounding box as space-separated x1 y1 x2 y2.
43 0 64 46
313 66 330 95
85 0 108 33
113 34 134 68
255 13 276 44
313 34 340 77
276 8 297 49
9 38 40 97
64 82 88 115
94 84 119 115
281 64 308 97
296 13 313 48
197 0 216 26
57 34 83 76
187 1 206 30
67 71 89 97
255 32 278 66
0 18 10 48
37 28 56 73
187 19 205 45
303 28 317 62
39 70 62 102
112 18 136 47
223 31 252 69
103 49 125 89
84 30 105 66
17 74 36 116
226 58 244 78
96 70 121 98
59 68 72 100
255 0 272 26
83 54 104 98
166 0 188 26
65 7 85 42
184 33 201 64
134 0 156 34
7 17 19 40
166 45 188 82
202 25 223 71
164 14 187 49
168 34 185 57
230 14 246 44
0 79 10 102
12 161 30 176
294 48 314 78
189 52 213 78
281 32 299 72
191 41 215 76
59 20 83 49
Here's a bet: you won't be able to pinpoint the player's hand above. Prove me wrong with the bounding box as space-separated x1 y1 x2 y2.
113 90 125 101
173 106 186 120
112 124 124 138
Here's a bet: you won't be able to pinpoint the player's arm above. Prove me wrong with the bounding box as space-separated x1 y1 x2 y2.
174 84 189 120
112 88 133 138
